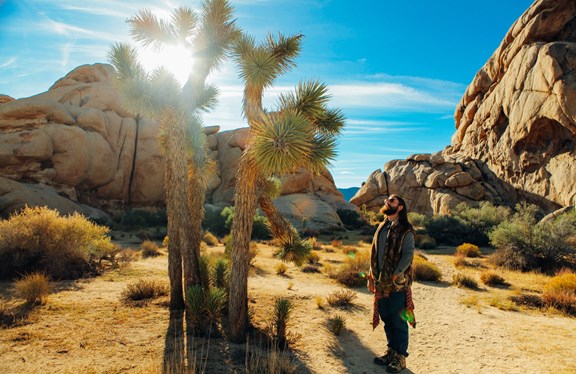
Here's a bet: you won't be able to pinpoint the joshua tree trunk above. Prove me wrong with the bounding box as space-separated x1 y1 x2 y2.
165 114 201 309
258 195 294 242
187 164 206 285
228 153 260 343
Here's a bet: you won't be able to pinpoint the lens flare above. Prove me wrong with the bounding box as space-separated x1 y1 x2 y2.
400 309 415 323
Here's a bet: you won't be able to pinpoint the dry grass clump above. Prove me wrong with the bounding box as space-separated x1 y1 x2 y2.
341 245 357 255
315 296 325 309
454 254 469 268
301 265 321 273
331 250 370 287
455 243 481 258
480 271 507 287
452 273 479 289
307 251 320 265
202 231 219 246
121 279 168 306
0 299 16 327
412 256 442 282
542 272 576 315
326 289 357 307
328 314 346 336
116 248 140 265
14 272 53 305
140 240 162 258
509 293 545 309
308 237 323 251
246 343 300 374
0 206 116 279
275 262 288 275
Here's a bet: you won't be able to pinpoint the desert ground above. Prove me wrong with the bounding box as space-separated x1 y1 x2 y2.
1 233 575 374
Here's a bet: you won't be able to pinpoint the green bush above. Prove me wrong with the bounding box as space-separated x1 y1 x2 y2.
336 208 364 229
415 234 436 249
0 206 117 279
489 204 576 273
408 212 428 228
453 202 511 246
202 207 229 237
423 215 470 246
252 214 272 240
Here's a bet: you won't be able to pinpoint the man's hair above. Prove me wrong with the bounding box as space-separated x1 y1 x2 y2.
393 194 410 227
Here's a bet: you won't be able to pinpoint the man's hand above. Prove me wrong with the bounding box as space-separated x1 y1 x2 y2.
392 274 399 282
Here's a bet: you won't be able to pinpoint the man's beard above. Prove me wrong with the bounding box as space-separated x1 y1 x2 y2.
382 205 398 215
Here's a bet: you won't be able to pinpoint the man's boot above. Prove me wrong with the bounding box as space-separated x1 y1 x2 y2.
373 348 395 366
386 352 406 373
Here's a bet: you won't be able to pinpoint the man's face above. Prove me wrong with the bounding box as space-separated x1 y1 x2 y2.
382 196 401 215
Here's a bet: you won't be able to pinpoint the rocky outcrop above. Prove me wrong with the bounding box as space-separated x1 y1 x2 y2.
0 64 353 231
351 153 517 215
448 0 576 209
352 0 576 215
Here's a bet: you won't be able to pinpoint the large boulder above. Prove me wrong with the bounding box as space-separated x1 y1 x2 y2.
0 64 354 231
352 0 576 215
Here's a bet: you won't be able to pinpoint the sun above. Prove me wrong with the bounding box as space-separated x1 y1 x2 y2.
139 44 193 85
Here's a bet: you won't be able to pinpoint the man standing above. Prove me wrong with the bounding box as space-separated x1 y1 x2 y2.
368 194 415 373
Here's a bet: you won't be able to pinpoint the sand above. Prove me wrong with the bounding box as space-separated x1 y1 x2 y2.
1 241 575 373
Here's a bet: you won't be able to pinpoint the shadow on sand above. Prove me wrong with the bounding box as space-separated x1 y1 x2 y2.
328 328 415 374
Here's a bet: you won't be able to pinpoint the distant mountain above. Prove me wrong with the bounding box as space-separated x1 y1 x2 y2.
338 187 360 202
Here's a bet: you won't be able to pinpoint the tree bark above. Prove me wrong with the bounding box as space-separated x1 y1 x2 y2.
258 194 294 242
228 154 260 343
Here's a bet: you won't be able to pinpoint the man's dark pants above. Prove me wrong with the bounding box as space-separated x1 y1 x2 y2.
377 290 409 357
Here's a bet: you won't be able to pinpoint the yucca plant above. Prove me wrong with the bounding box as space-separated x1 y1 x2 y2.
270 298 293 349
199 254 211 291
185 285 205 333
109 0 238 310
228 28 345 343
211 257 229 290
328 314 346 336
275 229 313 267
204 287 227 326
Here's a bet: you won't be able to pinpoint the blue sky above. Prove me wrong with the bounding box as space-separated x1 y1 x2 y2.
0 0 534 188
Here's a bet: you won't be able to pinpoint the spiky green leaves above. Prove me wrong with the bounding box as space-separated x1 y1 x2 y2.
250 112 312 176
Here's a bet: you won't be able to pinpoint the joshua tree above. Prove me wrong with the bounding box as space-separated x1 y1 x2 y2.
109 0 238 310
228 34 345 342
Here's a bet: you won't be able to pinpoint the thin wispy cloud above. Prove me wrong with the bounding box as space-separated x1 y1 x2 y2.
0 58 17 69
43 19 120 41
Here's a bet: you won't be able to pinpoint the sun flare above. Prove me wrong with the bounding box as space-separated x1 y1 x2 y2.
139 44 193 85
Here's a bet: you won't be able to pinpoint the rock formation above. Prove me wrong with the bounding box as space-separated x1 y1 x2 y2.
0 64 354 232
353 0 576 215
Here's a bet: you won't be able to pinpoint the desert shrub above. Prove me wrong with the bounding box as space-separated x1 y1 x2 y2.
328 314 346 336
480 271 507 286
315 296 325 309
489 204 576 273
336 208 364 229
140 240 161 258
252 214 273 240
423 215 470 246
162 235 169 247
341 245 357 255
301 265 320 273
308 237 323 251
116 248 140 265
202 207 229 237
246 343 299 374
331 240 343 248
14 272 53 305
509 293 545 309
120 208 166 229
307 251 320 265
542 272 576 315
331 250 371 287
326 289 357 307
452 273 479 289
275 262 288 275
415 234 436 249
454 254 469 268
0 206 116 279
455 243 481 258
412 256 442 282
121 279 168 306
408 212 428 228
202 231 219 246
214 206 271 240
453 202 511 246
0 299 15 327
